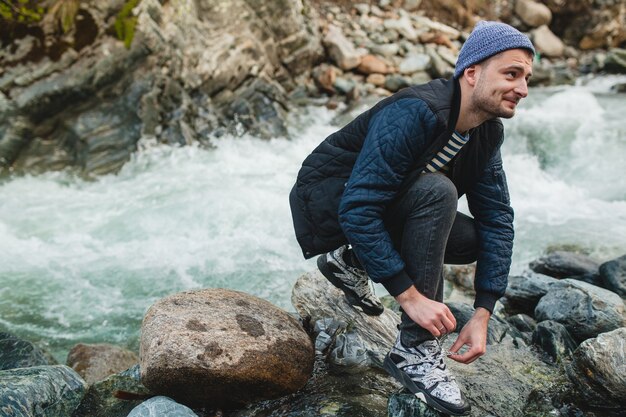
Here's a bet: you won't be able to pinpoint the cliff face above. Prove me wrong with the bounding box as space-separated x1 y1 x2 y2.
0 0 322 176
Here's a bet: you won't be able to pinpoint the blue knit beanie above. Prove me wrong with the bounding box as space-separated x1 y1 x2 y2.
454 21 535 79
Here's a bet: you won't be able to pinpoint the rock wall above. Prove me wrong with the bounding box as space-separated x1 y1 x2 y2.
0 0 322 176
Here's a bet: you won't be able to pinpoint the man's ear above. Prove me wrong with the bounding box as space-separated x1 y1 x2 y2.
464 65 479 87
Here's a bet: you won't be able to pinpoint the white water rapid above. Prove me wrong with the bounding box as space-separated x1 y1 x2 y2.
1 78 625 360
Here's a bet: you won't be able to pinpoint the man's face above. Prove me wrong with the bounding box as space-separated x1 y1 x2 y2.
471 49 534 119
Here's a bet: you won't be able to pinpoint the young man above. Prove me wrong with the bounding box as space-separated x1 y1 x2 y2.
289 21 534 415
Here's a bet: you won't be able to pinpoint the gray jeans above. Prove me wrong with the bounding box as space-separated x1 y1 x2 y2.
384 173 477 346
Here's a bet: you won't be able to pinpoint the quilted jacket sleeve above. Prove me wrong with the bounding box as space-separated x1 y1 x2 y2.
466 150 514 313
338 98 438 296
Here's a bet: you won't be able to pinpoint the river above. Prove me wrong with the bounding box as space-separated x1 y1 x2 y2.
1 76 625 361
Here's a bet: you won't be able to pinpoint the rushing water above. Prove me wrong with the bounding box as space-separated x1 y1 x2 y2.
1 77 625 361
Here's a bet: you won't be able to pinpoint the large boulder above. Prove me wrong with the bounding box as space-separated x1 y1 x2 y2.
534 279 625 342
0 332 55 370
0 365 87 417
67 343 139 385
140 288 314 408
566 328 626 410
291 270 400 368
529 251 599 279
73 365 152 417
599 253 626 297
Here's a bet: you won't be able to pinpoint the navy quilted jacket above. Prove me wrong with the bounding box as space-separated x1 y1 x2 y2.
290 78 514 312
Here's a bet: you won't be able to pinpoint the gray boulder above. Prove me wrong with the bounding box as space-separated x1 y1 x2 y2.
604 48 626 74
506 313 537 334
599 254 626 297
566 328 626 410
0 332 55 370
503 272 557 315
534 279 625 342
291 270 400 369
529 251 600 279
72 364 152 417
140 288 313 408
127 396 198 417
532 320 577 363
67 343 138 385
0 365 87 417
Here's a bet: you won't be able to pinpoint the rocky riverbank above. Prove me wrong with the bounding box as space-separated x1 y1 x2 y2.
1 0 625 177
1 249 625 416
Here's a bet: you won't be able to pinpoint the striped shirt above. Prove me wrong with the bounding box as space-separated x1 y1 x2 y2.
423 130 470 173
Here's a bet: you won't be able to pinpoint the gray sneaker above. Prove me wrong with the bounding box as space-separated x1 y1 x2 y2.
383 333 470 416
317 245 384 316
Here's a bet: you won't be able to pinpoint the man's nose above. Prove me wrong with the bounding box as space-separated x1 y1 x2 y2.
515 79 529 98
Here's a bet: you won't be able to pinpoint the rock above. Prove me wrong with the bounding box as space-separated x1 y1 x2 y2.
67 343 139 385
370 43 401 57
425 44 453 79
515 0 552 28
566 328 626 410
357 54 391 75
398 53 431 74
443 264 475 292
383 16 418 42
366 73 386 86
532 320 578 363
0 332 55 371
312 63 338 94
529 250 600 279
127 396 198 417
534 279 625 342
291 270 400 369
73 364 152 417
0 365 87 417
403 0 423 12
446 338 562 417
531 25 565 58
506 314 537 334
333 77 357 95
388 392 444 416
384 74 412 92
599 254 626 296
603 48 626 74
323 24 362 70
503 272 558 316
140 288 313 408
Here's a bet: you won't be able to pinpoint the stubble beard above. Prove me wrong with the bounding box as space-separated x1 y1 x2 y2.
472 77 516 120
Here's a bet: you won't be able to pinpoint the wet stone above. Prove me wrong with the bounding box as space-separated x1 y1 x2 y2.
387 392 444 417
532 320 578 363
534 279 625 342
72 364 152 417
0 332 55 371
126 396 198 417
502 272 557 316
0 365 87 417
599 254 626 297
529 251 600 279
566 328 626 410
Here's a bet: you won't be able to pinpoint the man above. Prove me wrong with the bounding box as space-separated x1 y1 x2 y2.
289 21 534 416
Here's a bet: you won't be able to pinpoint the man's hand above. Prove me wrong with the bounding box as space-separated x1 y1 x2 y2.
448 307 490 364
395 285 456 337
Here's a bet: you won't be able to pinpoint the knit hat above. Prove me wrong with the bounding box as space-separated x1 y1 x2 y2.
454 21 535 79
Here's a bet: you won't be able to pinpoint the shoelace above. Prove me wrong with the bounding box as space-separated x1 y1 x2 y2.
436 333 459 357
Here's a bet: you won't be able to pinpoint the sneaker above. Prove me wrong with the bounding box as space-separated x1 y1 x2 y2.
383 334 470 416
317 245 384 316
